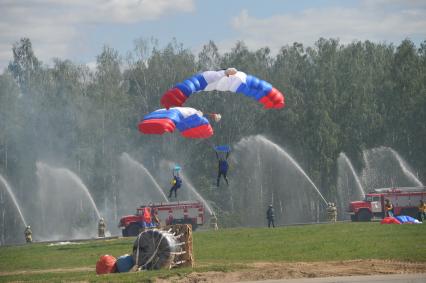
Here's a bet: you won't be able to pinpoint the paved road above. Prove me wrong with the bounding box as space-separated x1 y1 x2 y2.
238 273 426 283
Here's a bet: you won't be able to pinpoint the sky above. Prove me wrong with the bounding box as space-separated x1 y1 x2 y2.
0 0 425 72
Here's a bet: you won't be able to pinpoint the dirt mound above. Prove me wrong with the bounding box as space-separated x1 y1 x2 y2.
157 260 426 282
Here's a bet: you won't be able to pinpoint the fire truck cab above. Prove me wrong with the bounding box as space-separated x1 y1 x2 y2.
348 187 426 221
119 201 205 236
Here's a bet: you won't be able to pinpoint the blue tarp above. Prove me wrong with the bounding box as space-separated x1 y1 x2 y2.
116 254 134 272
395 215 422 224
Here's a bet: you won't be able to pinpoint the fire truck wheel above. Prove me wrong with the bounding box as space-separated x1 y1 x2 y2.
357 210 372 222
126 224 141 237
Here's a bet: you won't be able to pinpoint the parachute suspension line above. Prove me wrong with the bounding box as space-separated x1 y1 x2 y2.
126 59 145 100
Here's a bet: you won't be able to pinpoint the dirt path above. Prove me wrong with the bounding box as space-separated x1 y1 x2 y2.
1 260 425 282
157 260 426 283
0 266 93 276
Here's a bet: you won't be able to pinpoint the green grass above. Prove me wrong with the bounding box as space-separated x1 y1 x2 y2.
0 222 425 282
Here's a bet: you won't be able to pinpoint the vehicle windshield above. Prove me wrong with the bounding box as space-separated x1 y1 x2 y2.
364 195 380 202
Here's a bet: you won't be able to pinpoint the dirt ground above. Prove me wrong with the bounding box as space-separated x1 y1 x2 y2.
157 260 426 283
1 260 425 282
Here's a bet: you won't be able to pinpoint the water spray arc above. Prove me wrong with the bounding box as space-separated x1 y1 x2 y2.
0 174 27 227
339 153 365 198
362 147 423 189
388 148 423 187
119 153 169 202
253 135 328 206
36 162 101 240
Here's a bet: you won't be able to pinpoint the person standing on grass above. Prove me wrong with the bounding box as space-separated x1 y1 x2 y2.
24 226 32 243
327 203 337 223
98 217 106 237
385 199 394 217
418 200 426 222
266 204 275 228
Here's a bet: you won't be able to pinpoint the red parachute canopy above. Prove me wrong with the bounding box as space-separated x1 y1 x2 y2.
138 107 213 139
96 255 117 274
380 217 401 224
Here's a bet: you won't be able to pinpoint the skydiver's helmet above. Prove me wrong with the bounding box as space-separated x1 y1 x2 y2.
27 226 30 229
209 113 221 122
269 204 273 207
225 67 237 76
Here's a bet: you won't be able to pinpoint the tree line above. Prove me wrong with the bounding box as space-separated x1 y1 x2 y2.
0 37 425 230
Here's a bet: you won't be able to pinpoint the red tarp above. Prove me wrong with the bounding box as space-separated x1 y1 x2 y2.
96 255 117 274
380 217 401 224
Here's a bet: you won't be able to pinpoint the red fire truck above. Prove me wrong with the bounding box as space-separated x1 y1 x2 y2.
348 187 426 221
119 201 205 236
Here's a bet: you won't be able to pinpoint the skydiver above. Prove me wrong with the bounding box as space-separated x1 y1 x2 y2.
225 67 238 76
216 150 229 187
168 166 182 198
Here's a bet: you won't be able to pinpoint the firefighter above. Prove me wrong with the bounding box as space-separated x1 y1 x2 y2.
24 226 32 243
168 167 182 198
98 217 106 238
210 213 218 230
141 206 151 229
152 208 161 228
418 200 426 222
327 203 337 223
384 199 394 217
216 150 229 187
266 204 275 228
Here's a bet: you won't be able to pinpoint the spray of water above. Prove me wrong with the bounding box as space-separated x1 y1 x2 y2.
120 153 169 202
0 175 27 227
388 148 423 187
37 162 101 219
180 173 213 215
240 135 328 206
339 153 365 198
362 147 423 189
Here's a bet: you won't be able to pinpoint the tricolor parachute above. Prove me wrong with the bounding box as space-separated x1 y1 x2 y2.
161 68 285 109
138 107 213 139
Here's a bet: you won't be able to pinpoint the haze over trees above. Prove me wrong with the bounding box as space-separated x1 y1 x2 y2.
0 37 425 236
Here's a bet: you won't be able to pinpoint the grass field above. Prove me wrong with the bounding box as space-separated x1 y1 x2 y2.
0 222 425 282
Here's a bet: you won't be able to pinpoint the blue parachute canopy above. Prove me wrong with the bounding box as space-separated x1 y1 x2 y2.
395 215 422 224
215 145 231 152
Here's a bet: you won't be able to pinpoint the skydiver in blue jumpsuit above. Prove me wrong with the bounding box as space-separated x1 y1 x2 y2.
216 151 229 187
169 167 182 198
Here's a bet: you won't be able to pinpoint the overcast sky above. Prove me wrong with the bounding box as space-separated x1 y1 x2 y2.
0 0 425 72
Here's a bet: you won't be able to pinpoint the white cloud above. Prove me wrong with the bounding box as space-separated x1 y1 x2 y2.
230 1 426 52
0 0 195 71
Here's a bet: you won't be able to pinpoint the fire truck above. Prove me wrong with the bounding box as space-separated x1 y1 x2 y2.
119 201 205 236
348 187 426 221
